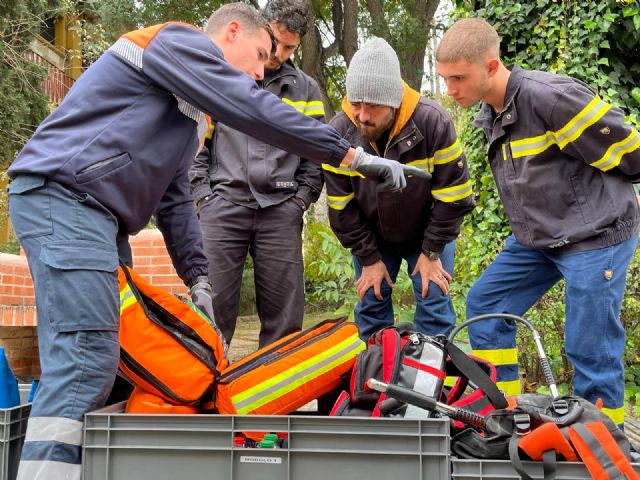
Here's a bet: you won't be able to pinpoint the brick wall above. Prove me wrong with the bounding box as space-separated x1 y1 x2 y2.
0 229 185 376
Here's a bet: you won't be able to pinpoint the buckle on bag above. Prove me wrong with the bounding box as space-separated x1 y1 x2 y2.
514 413 531 435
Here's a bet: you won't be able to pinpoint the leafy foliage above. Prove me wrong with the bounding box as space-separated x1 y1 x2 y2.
0 0 56 170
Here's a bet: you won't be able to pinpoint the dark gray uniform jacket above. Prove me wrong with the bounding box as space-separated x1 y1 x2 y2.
474 65 640 253
190 60 324 210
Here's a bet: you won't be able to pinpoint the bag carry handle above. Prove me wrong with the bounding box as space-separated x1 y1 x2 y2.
449 313 559 398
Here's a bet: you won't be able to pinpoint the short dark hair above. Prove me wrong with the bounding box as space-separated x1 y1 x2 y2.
262 0 312 37
205 2 276 51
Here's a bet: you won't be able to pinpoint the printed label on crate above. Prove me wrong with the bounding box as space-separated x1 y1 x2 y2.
240 456 282 464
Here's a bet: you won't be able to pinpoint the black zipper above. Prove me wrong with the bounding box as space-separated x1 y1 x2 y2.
120 349 200 405
217 318 347 384
121 265 220 375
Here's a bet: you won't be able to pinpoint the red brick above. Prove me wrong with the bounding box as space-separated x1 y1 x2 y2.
150 255 172 266
14 286 32 296
149 265 176 276
24 309 36 326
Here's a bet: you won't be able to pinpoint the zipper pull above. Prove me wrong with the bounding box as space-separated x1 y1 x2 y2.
409 333 420 345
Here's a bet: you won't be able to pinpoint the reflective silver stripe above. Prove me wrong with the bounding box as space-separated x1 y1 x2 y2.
404 343 445 419
18 460 81 480
109 38 143 69
24 417 83 446
591 128 640 171
172 95 207 142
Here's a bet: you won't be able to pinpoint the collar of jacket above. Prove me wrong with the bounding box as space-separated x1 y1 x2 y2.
263 59 298 87
473 64 523 131
340 82 422 152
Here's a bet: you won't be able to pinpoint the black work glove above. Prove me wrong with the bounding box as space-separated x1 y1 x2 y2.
189 276 215 322
350 146 432 191
188 276 229 354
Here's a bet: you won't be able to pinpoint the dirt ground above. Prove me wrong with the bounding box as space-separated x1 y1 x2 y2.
227 312 333 362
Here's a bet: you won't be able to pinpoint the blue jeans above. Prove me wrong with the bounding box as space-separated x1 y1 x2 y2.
9 175 120 480
466 234 638 424
354 240 457 340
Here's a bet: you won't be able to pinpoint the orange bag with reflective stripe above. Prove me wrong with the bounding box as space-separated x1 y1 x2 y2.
216 317 364 415
118 265 228 407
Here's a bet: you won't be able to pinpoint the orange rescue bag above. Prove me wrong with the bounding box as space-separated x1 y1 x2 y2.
216 317 364 415
118 265 228 407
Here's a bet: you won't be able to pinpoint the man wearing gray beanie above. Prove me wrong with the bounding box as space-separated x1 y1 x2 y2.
324 37 475 340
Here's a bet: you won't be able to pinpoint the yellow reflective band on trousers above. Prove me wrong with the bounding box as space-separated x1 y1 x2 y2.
407 139 463 174
231 334 365 414
590 128 640 171
432 180 473 203
471 348 518 366
119 284 137 314
509 96 611 158
496 379 522 396
322 163 364 178
327 192 355 211
601 406 625 426
282 98 325 116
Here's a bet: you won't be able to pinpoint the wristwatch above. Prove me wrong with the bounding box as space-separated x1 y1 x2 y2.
422 249 440 261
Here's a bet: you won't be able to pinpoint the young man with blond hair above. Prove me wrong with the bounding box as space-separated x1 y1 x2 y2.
437 18 639 427
8 3 427 478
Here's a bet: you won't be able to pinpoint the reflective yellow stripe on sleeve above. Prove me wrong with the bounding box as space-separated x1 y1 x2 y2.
282 98 325 117
322 163 364 178
119 284 137 314
434 139 463 164
407 157 434 174
432 180 473 203
601 406 625 426
590 128 640 171
407 140 463 174
510 96 611 158
327 193 355 211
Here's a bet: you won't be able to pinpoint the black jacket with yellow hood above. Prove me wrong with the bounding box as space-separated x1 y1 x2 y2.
323 84 475 265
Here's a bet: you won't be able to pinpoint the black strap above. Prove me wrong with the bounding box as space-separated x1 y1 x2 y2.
542 449 557 480
509 436 535 480
446 340 508 409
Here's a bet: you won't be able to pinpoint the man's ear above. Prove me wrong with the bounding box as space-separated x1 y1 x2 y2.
486 58 500 77
225 20 240 42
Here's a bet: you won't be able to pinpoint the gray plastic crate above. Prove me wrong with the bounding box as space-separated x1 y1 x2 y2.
83 402 450 480
452 457 640 479
0 394 31 480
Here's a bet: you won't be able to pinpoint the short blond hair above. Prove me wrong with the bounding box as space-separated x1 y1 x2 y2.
436 18 500 64
205 2 275 49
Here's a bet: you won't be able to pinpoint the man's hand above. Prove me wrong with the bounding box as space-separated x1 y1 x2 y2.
189 276 215 322
350 147 431 191
356 260 394 301
411 254 452 297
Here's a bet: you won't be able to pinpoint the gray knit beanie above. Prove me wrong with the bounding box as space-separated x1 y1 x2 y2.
346 37 404 109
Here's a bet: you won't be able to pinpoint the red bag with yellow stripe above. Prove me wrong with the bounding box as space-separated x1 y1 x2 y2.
215 317 364 415
118 264 228 408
